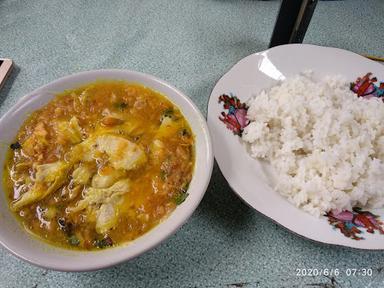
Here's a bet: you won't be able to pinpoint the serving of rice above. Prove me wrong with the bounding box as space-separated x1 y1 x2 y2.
242 72 384 217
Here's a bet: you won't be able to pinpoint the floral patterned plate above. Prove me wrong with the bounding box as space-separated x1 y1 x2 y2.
207 44 384 249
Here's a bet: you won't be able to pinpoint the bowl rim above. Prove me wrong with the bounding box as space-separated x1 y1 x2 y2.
0 69 213 271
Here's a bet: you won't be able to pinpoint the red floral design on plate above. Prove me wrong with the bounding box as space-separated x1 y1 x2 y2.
350 72 384 98
325 208 384 240
218 94 249 136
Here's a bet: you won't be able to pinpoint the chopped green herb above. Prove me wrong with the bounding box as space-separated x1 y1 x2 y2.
58 218 66 228
173 192 189 205
68 235 80 246
114 102 128 110
160 169 168 181
10 142 21 150
58 218 73 236
181 182 190 193
188 145 194 160
94 236 113 249
179 128 189 137
163 108 174 117
160 108 175 122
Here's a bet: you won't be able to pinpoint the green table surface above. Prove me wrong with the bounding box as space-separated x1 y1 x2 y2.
1 0 384 287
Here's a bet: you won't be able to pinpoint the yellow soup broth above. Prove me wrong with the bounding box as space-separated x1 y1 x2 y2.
3 81 195 250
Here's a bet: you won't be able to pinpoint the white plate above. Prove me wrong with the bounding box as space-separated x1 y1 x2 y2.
208 44 384 249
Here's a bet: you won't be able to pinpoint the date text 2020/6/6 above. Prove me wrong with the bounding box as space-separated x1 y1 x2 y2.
295 268 373 277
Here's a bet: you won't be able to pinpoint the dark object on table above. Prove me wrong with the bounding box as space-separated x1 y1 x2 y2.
363 54 384 62
269 0 318 47
0 58 13 90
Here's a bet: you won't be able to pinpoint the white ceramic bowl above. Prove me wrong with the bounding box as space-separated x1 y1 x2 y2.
0 70 213 271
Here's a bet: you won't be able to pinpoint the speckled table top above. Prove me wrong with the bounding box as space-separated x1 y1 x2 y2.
1 0 384 287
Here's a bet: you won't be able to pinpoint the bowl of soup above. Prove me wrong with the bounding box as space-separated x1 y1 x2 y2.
0 70 213 271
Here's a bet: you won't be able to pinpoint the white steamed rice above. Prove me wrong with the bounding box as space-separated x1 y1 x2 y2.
242 72 384 216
